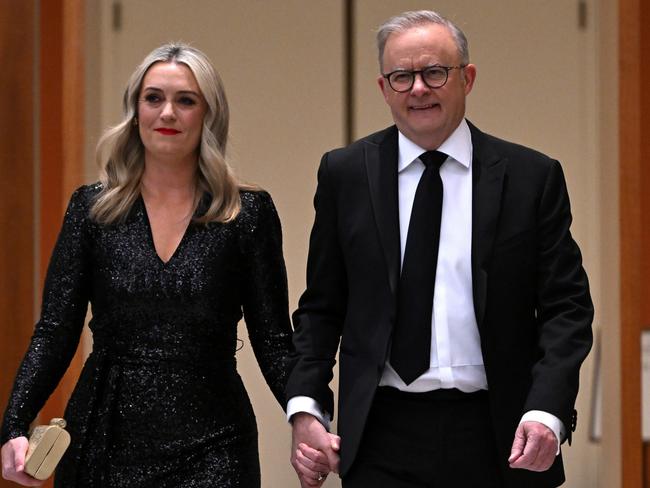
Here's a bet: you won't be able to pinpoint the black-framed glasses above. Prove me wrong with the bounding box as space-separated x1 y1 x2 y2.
382 65 466 92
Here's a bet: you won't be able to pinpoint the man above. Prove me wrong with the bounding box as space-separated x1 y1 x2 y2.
287 10 593 488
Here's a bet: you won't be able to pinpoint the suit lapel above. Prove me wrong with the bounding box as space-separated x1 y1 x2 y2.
363 121 506 324
469 122 507 327
365 126 400 297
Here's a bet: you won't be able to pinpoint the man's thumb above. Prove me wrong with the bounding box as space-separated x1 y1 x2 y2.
330 434 341 451
508 424 526 463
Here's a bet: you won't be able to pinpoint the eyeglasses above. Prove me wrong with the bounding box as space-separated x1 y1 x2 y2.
382 65 466 92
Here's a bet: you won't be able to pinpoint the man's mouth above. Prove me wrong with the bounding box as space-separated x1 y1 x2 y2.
409 103 439 111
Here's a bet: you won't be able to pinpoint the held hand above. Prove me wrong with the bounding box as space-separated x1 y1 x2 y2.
295 442 332 487
508 421 558 472
1 437 44 486
290 413 340 487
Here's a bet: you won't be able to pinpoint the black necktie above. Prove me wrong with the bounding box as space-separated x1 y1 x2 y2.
390 150 447 385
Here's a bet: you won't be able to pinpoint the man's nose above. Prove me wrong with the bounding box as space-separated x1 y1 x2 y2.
410 73 431 95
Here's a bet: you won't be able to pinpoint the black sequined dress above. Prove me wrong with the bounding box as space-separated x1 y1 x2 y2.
1 184 293 487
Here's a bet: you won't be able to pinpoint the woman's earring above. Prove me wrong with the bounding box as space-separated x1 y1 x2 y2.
132 117 138 126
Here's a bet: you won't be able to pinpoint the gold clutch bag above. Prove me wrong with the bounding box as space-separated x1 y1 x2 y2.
24 418 71 481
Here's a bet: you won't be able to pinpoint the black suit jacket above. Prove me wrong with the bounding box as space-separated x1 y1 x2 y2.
286 121 593 487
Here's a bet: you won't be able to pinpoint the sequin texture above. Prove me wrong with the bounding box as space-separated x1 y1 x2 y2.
1 185 294 487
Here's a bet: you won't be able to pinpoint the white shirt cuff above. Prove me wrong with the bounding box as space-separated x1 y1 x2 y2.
520 410 565 455
286 396 332 431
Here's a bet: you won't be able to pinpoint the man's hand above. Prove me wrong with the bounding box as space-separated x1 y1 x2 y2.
1 437 44 486
508 421 558 472
290 413 340 487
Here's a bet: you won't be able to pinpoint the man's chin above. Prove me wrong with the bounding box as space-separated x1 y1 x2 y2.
400 123 447 146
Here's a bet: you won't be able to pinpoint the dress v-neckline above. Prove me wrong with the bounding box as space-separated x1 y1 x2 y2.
139 197 193 265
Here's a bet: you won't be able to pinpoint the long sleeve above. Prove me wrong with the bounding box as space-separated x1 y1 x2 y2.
524 159 594 439
285 155 346 417
240 191 294 408
1 188 92 444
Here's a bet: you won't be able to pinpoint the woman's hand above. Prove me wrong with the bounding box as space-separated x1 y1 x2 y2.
1 437 43 486
295 441 332 487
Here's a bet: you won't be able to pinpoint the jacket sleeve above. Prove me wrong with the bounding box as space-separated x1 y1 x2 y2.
524 159 594 442
285 154 347 417
240 191 295 409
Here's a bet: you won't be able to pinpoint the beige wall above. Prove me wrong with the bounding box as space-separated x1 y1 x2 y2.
84 1 618 486
596 0 620 486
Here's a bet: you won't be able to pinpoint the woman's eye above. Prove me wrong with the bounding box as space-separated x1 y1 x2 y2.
144 94 161 104
178 96 196 106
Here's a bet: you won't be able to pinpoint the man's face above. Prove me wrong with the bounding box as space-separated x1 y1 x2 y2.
377 24 476 149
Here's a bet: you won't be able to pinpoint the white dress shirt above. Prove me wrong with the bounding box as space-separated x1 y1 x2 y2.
287 120 563 451
379 118 486 392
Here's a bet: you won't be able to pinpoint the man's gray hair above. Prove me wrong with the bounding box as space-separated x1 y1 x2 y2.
376 10 470 69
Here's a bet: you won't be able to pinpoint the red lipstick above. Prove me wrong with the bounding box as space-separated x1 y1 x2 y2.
155 128 181 135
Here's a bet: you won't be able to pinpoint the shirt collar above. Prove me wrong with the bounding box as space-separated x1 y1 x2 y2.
397 119 473 173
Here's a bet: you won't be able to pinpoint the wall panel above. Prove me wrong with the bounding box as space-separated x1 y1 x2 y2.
0 1 36 487
38 5 86 477
0 3 86 488
619 0 650 486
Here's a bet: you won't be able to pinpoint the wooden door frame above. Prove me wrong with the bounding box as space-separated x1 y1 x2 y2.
0 6 37 488
619 0 650 486
0 1 84 487
38 0 86 445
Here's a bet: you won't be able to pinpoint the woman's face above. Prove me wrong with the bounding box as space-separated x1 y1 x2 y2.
137 61 208 165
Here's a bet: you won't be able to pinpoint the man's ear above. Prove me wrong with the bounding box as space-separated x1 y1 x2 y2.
377 75 390 102
463 64 477 95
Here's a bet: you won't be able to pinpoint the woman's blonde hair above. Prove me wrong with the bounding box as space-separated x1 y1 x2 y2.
91 42 249 224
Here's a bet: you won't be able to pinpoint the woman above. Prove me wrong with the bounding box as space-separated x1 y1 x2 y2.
1 43 294 487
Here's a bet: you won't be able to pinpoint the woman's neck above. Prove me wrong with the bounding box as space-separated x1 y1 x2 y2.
140 157 197 200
